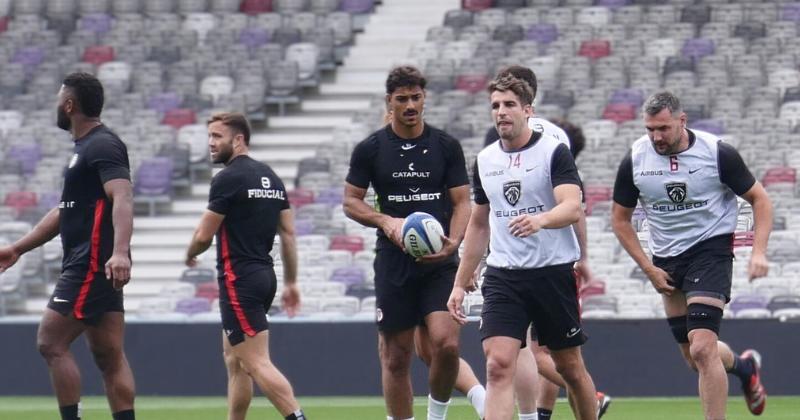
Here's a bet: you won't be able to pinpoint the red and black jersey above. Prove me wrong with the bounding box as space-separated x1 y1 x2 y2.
208 155 289 278
59 125 130 277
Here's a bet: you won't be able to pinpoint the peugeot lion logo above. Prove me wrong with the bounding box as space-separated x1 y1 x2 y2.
503 180 521 206
665 182 687 203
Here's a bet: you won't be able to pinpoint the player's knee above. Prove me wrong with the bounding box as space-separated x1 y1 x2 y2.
91 345 122 372
433 338 459 362
382 349 412 376
553 357 583 384
688 340 718 368
485 354 515 383
36 340 65 361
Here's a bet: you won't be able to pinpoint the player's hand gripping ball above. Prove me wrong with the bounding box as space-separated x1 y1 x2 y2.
402 212 444 258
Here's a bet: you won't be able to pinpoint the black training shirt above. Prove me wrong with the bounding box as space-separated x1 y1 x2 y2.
60 125 130 276
208 155 289 278
346 124 469 249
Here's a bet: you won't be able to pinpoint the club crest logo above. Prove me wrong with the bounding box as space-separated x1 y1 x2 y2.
665 182 687 203
503 180 521 206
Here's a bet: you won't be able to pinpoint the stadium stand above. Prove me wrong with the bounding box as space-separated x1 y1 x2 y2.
0 0 797 324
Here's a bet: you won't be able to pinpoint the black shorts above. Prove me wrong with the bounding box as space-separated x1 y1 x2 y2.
480 264 586 351
374 246 457 332
652 234 733 303
219 268 277 346
48 272 124 325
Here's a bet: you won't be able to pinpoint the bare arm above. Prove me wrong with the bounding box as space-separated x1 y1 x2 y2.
185 210 224 266
739 182 773 280
448 203 490 324
611 203 674 295
572 211 592 283
103 178 134 288
419 185 471 263
277 208 301 317
508 183 582 237
0 207 61 272
277 209 297 285
342 182 403 248
13 207 61 255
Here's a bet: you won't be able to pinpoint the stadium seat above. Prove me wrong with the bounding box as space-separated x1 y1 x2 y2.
461 0 491 12
601 103 636 123
174 297 212 315
329 266 365 287
82 45 114 66
162 108 197 130
288 189 315 208
578 39 611 61
265 60 300 115
329 235 364 253
133 157 174 216
240 0 272 14
180 267 216 284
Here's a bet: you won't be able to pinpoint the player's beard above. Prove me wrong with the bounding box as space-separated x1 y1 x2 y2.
211 141 233 164
56 104 71 131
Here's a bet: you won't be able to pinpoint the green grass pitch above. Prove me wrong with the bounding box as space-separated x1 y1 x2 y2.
0 396 797 419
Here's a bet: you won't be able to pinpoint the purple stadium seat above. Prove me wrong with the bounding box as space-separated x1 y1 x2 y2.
7 144 41 175
609 88 644 108
134 158 174 196
147 92 183 115
79 13 113 34
174 297 212 315
526 23 558 44
690 119 725 135
781 3 800 22
730 294 769 314
294 218 314 235
595 0 629 9
315 187 343 206
239 27 271 50
12 47 45 74
329 266 366 286
339 0 374 13
37 191 61 212
681 38 715 60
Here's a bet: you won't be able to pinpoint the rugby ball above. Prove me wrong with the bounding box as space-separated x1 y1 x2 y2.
402 212 445 258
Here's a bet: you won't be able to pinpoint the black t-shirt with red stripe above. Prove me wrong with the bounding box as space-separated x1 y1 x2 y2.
208 155 289 278
60 125 130 277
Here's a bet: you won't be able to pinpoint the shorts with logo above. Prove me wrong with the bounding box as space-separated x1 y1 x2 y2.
374 245 457 332
48 271 124 325
480 263 586 350
652 234 734 303
219 267 277 346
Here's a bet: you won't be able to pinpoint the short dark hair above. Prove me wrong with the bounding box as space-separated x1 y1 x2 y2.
386 65 427 95
551 118 585 158
487 75 534 108
62 72 104 118
496 65 537 101
643 91 682 117
207 112 251 146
